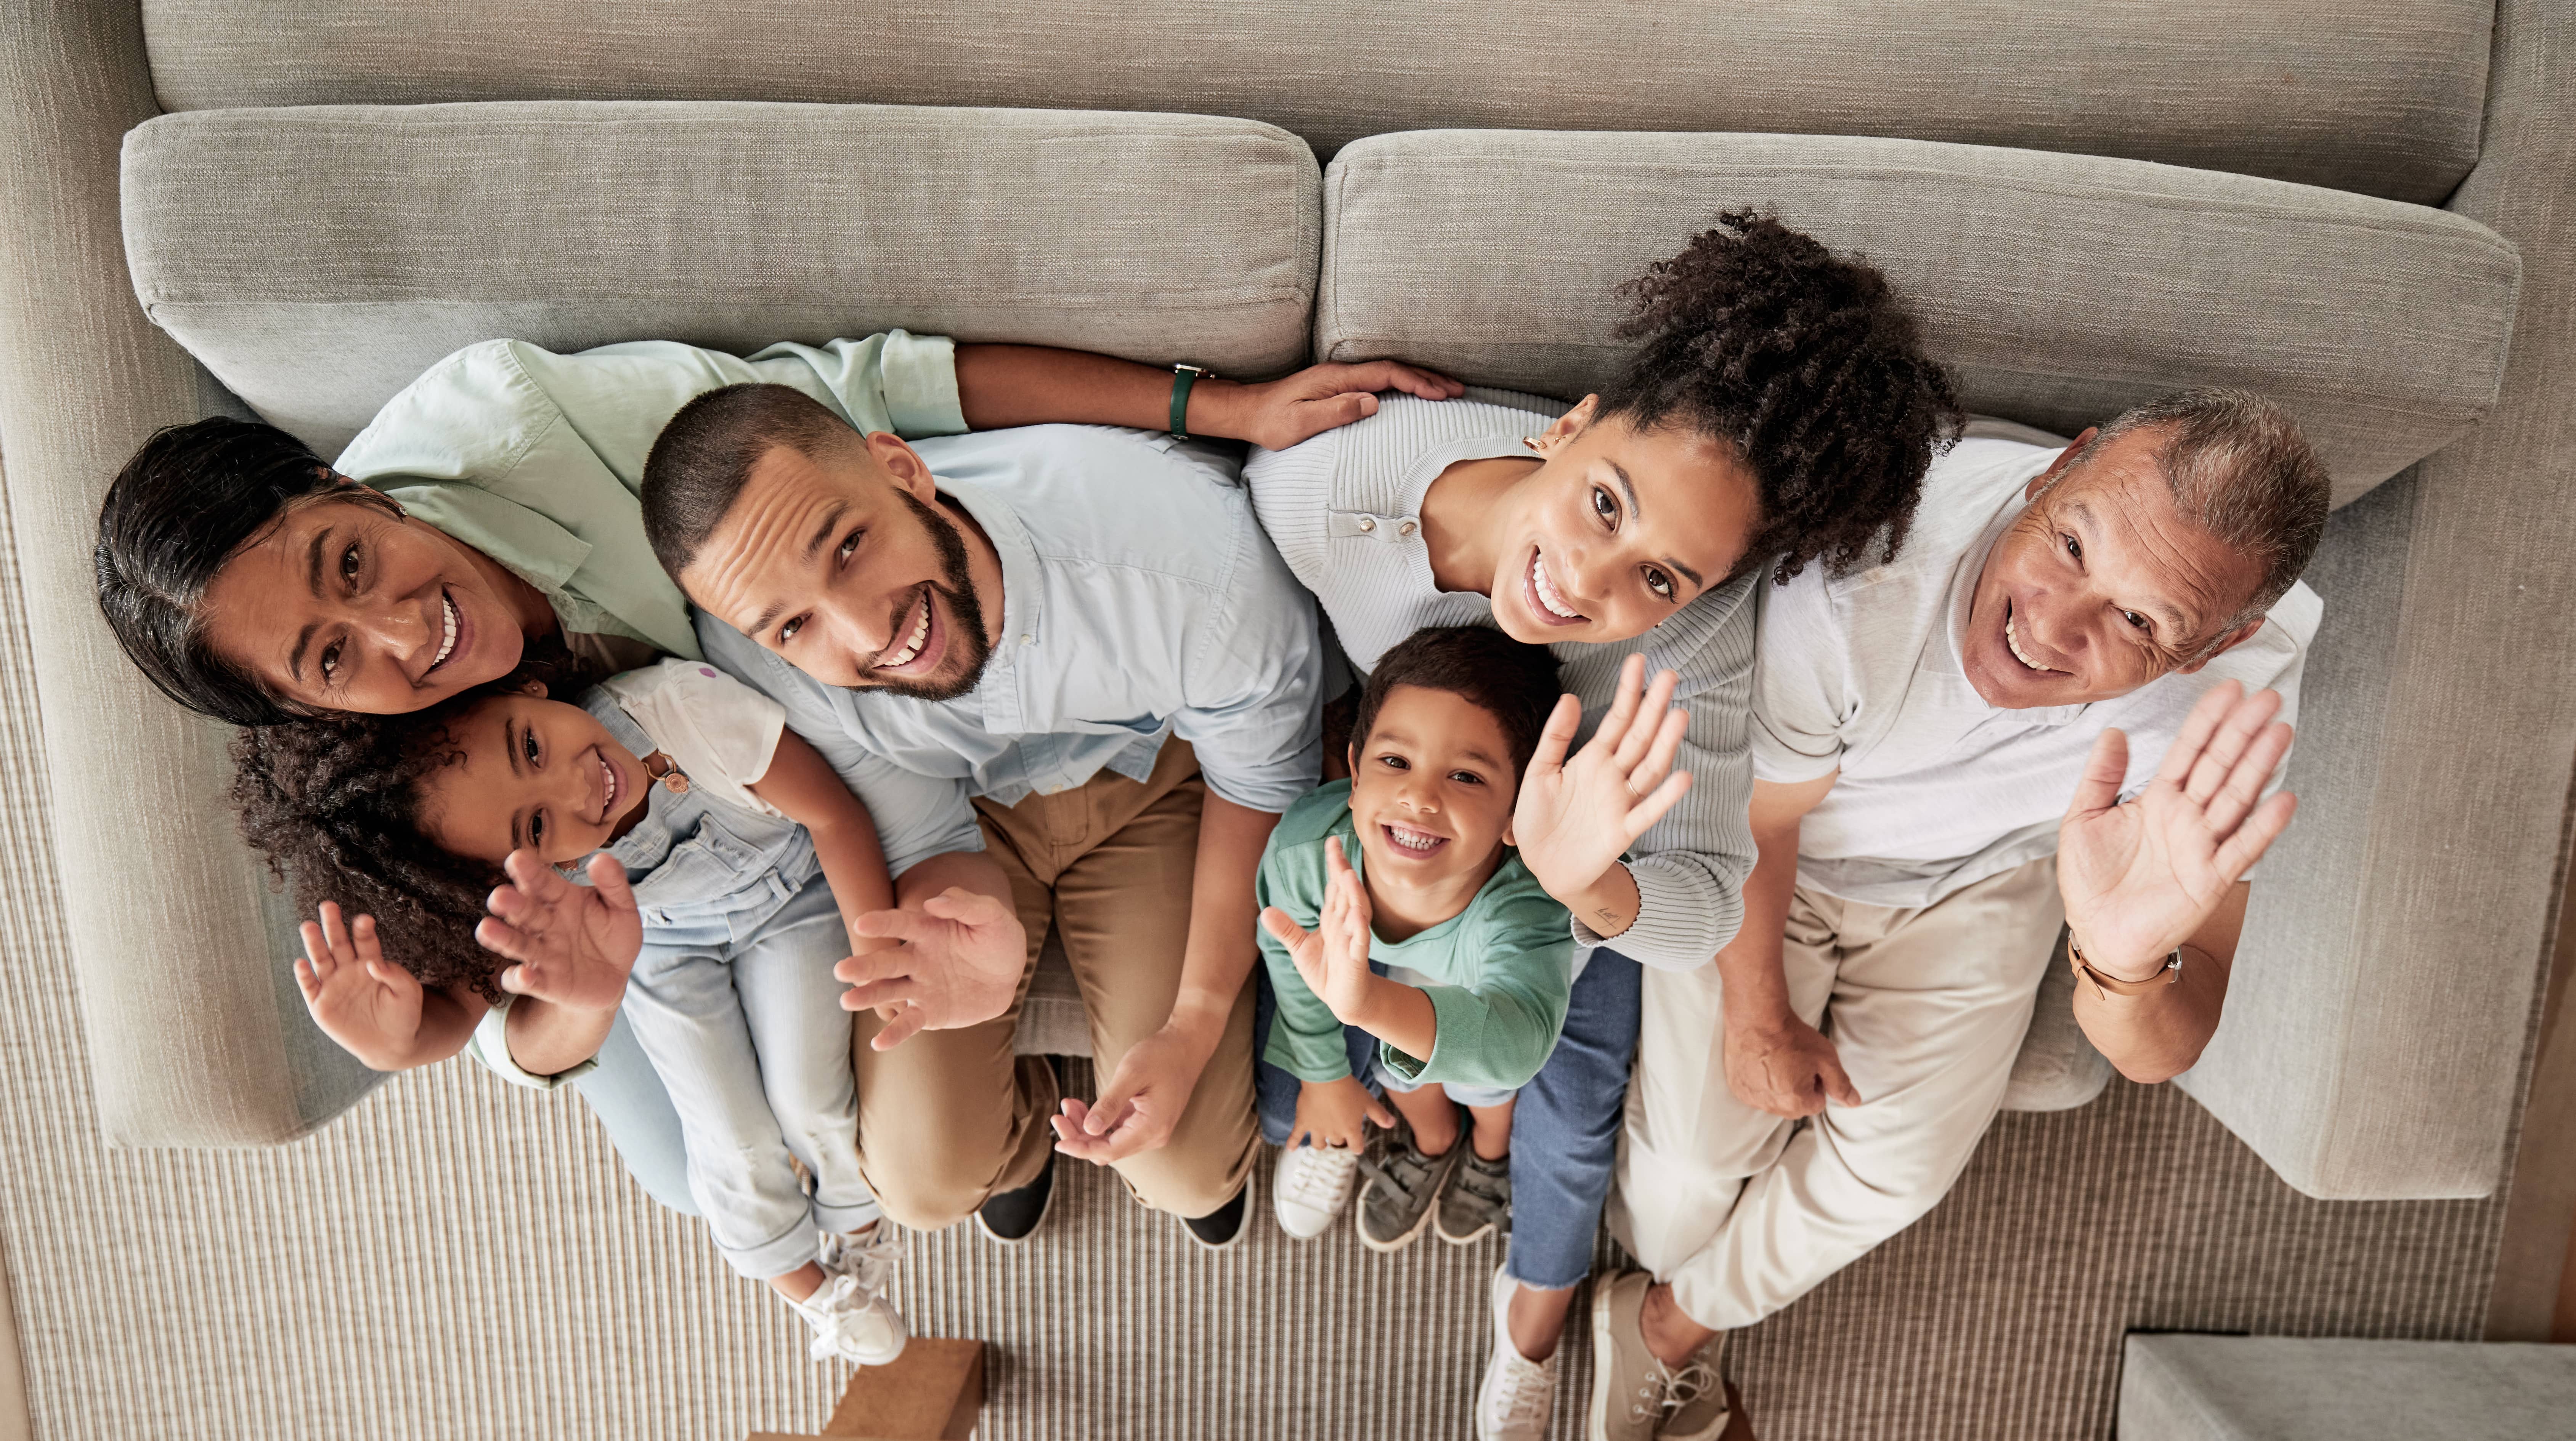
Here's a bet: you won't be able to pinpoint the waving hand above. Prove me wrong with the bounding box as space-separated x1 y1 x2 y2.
2058 681 2298 981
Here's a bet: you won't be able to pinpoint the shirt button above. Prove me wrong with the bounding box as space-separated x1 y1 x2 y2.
1021 635 1034 646
1357 516 1377 532
1398 519 1418 537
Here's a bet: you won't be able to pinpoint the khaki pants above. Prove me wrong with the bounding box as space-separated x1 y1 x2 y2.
851 738 1260 1229
1614 856 2064 1331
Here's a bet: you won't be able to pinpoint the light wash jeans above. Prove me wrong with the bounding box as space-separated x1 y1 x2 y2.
1253 946 1639 1291
620 877 878 1279
568 1014 697 1216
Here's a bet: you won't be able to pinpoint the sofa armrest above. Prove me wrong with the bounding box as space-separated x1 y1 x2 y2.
2174 0 2576 1199
0 0 382 1144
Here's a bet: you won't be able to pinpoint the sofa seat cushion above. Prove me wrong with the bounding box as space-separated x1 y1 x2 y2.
140 0 2493 205
1318 129 2519 507
121 100 1323 456
2118 1335 2576 1440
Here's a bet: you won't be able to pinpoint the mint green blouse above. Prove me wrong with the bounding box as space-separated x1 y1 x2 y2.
332 332 968 662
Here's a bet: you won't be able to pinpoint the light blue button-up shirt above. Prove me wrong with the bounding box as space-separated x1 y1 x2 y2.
701 424 1324 855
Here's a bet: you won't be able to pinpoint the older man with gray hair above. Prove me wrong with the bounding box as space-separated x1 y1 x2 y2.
1587 391 2331 1441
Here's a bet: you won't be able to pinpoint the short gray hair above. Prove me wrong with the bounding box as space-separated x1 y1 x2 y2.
2087 388 2329 642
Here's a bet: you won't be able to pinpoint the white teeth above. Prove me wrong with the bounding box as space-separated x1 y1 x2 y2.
1386 825 1444 853
2005 612 2051 672
598 751 617 816
1531 553 1583 620
432 594 457 668
879 596 932 669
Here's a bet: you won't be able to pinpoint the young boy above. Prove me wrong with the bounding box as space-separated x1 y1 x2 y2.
1256 626 1577 1250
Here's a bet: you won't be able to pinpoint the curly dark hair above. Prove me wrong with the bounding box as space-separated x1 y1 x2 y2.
230 686 515 1002
1601 211 1962 584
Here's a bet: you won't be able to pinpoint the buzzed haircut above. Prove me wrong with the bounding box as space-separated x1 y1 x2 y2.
2088 388 2331 637
641 382 863 583
1350 626 1565 781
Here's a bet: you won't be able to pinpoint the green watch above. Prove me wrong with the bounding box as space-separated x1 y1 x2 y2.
1170 363 1215 440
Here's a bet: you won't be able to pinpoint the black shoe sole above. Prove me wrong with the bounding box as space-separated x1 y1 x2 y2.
1181 1186 1250 1251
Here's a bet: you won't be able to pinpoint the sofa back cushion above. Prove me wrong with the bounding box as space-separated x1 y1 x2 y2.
1318 130 2521 507
121 101 1323 457
138 0 2494 206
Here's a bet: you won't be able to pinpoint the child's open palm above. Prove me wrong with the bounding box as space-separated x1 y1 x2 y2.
294 901 424 1070
475 851 641 1011
1260 835 1377 1025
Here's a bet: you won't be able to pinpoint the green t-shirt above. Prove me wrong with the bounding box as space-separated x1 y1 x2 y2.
1255 779 1578 1092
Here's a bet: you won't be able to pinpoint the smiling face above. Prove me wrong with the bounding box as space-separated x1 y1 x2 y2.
195 487 538 715
1346 684 1523 907
414 691 651 867
681 432 996 698
1478 398 1761 647
1963 426 2266 708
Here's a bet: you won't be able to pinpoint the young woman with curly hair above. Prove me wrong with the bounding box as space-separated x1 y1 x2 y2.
1240 212 1960 1441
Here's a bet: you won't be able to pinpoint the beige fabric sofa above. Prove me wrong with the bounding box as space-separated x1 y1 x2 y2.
0 0 2565 1209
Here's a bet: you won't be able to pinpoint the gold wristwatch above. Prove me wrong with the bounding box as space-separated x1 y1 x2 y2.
2067 931 2183 997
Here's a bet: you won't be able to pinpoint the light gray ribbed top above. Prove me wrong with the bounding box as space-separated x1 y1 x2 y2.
1244 391 1755 971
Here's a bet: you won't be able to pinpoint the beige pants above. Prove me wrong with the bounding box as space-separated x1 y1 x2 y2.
852 738 1260 1230
1614 856 2064 1331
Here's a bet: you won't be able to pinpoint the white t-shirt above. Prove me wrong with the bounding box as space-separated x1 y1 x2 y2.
597 659 790 818
1751 426 2322 909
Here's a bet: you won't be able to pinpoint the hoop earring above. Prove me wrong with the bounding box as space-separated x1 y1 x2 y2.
1522 436 1545 452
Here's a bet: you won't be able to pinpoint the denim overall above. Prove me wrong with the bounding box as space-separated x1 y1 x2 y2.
578 688 878 1278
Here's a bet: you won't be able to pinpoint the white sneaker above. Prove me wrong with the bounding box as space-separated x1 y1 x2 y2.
1476 1268 1559 1441
1273 1141 1361 1239
793 1226 908 1366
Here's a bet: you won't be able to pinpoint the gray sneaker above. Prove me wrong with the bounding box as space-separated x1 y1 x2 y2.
1355 1126 1459 1252
1438 1148 1512 1245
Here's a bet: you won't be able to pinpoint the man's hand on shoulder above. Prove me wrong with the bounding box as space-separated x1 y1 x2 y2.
1205 361 1465 451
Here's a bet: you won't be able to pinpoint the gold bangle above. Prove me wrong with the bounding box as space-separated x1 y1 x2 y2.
2067 931 2182 996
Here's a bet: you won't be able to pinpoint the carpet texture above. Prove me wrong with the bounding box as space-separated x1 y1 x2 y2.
0 469 2509 1439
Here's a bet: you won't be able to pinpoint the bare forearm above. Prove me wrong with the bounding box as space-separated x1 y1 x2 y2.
1565 862 1641 941
1173 796 1281 1040
395 990 484 1069
1714 818 1805 1028
1350 976 1439 1059
2071 882 2247 1084
954 343 1250 438
812 822 899 958
2073 951 2227 1082
503 995 618 1079
893 848 1014 911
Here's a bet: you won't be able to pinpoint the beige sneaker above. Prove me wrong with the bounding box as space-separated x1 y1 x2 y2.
1658 1338 1731 1441
1587 1271 1722 1441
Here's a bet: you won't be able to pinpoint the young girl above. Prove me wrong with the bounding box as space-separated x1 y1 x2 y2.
233 657 915 1367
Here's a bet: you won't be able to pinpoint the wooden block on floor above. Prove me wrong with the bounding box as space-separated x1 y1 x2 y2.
822 1337 984 1439
742 1339 985 1441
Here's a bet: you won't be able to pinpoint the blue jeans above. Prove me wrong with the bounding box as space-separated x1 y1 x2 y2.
569 1012 698 1216
621 878 878 1278
1508 947 1640 1290
1253 946 1642 1290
